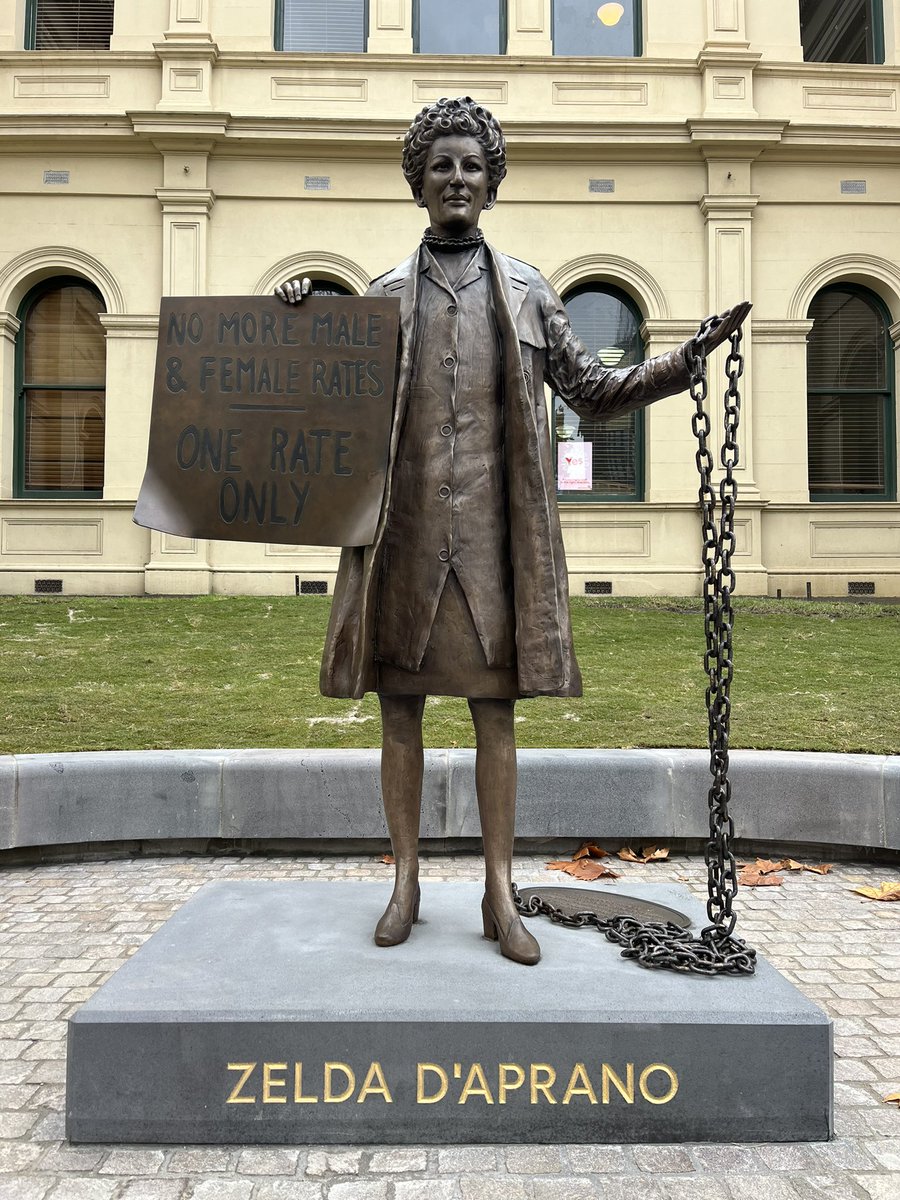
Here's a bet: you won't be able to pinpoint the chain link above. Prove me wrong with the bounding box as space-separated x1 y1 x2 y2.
513 315 756 977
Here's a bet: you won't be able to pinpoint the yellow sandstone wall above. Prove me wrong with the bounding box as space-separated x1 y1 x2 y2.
0 0 898 597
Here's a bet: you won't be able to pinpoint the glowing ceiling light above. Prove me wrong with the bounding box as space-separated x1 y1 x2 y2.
597 2 625 25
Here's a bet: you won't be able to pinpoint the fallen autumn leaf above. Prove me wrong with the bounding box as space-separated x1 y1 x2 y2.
853 881 900 902
573 841 611 860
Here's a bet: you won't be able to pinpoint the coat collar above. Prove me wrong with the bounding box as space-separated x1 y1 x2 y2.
378 242 530 330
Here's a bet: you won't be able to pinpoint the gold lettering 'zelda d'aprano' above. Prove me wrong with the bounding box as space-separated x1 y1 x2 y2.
225 1061 679 1107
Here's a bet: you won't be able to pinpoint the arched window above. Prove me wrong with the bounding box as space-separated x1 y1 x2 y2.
310 278 353 296
15 278 106 497
553 284 645 502
807 284 895 501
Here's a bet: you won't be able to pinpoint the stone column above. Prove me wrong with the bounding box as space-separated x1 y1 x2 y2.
143 151 217 594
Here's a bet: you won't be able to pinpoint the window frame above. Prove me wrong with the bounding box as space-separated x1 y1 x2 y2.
800 0 885 65
14 276 107 501
806 282 896 504
275 0 370 53
552 0 643 58
24 0 115 51
412 0 507 55
553 282 646 505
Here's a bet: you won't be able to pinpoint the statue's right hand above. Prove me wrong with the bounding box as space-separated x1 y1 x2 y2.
274 277 312 304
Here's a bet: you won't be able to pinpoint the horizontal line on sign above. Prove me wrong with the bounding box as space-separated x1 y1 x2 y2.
228 404 308 413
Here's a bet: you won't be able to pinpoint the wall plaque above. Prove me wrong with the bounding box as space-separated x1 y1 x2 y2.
134 296 400 547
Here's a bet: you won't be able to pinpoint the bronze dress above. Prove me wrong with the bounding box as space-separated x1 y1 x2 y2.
375 244 518 699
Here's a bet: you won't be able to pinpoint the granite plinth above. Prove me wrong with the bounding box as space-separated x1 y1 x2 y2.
66 880 833 1145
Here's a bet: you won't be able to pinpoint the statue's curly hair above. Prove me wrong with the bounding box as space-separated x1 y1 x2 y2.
402 96 507 195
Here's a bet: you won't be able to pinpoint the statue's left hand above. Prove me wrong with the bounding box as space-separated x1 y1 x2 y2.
693 301 752 355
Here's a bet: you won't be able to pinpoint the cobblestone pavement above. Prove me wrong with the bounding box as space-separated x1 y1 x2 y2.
0 851 898 1200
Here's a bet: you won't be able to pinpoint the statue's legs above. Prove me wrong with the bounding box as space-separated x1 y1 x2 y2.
469 699 540 965
374 693 426 945
375 692 539 964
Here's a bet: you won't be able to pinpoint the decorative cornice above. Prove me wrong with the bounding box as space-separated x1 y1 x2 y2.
699 194 760 218
752 319 815 343
689 118 786 147
0 311 21 343
155 186 216 213
130 111 229 138
696 49 762 69
99 314 159 338
153 38 218 64
640 319 699 344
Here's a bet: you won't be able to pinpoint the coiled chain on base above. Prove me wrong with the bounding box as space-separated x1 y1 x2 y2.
513 317 757 977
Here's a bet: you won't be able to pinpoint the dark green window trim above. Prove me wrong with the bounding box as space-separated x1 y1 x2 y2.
552 0 642 57
274 0 370 52
800 0 884 65
14 276 106 500
24 0 37 48
554 283 645 504
412 0 507 54
807 283 896 503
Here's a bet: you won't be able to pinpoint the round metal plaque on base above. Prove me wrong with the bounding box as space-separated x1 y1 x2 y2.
517 887 692 929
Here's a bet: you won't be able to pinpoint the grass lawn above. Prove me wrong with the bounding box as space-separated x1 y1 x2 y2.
1 594 897 756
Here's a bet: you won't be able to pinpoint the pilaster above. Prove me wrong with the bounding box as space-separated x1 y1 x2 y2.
641 320 702 503
367 0 413 54
145 160 216 593
506 0 553 57
751 320 814 505
155 0 217 111
705 0 748 49
699 191 759 495
98 316 159 503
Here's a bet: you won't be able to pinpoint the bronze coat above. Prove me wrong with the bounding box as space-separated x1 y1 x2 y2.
320 244 693 700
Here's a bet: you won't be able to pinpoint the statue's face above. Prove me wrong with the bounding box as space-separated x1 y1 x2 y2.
414 134 496 239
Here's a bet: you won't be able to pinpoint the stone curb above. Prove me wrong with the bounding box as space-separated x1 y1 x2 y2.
0 747 897 853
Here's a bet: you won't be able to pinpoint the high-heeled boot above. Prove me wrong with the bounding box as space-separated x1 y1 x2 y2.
481 894 540 965
374 885 421 947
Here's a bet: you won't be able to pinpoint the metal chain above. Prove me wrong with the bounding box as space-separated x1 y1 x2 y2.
513 315 756 976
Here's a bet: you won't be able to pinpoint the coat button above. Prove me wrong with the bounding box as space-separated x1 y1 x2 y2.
440 424 453 436
447 304 458 315
438 549 450 562
443 355 455 368
438 485 451 499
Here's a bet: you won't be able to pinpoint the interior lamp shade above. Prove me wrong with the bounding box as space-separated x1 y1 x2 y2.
597 2 625 25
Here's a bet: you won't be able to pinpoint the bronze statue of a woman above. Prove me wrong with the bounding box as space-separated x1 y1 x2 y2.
277 97 748 965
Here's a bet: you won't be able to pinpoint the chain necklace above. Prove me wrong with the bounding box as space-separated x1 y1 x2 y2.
422 229 484 253
513 317 757 977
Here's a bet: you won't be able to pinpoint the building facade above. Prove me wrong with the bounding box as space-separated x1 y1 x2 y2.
0 0 898 598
